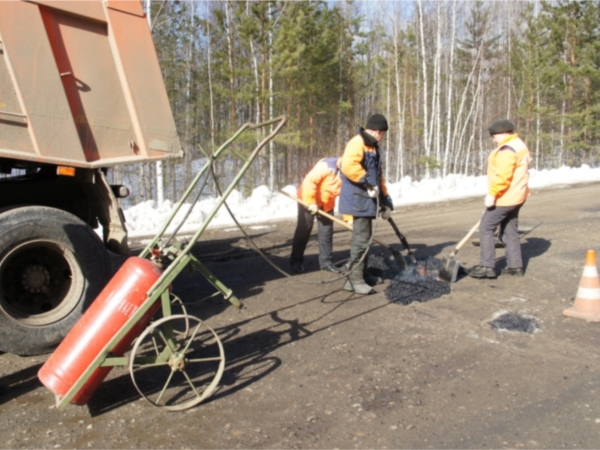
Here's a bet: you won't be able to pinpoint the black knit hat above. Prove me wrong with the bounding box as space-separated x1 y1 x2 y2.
488 119 515 135
366 114 389 131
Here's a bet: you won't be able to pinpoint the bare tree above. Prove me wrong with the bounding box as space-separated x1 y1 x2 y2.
442 0 458 177
417 0 430 178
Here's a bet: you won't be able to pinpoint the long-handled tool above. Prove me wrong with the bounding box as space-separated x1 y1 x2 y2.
386 217 417 264
439 218 481 283
281 190 407 270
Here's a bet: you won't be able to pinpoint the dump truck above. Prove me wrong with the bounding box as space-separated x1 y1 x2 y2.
0 0 183 355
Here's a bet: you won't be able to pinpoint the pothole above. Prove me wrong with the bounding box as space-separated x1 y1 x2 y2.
367 254 451 305
488 311 539 333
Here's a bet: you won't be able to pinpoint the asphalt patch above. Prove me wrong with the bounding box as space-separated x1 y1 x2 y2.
366 252 393 276
488 312 539 333
368 254 451 305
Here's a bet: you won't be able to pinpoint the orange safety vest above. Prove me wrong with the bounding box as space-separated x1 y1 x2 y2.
487 135 531 207
339 130 389 218
297 158 341 212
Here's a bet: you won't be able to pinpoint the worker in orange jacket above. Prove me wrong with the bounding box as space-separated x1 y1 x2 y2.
290 157 342 274
470 119 531 279
338 114 393 295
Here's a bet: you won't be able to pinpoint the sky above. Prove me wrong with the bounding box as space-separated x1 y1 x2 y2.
122 165 600 240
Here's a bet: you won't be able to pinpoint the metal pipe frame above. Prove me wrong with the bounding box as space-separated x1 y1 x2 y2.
54 115 287 409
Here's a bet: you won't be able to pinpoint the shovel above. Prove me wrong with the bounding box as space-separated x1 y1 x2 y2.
281 190 407 271
439 218 481 283
386 217 417 265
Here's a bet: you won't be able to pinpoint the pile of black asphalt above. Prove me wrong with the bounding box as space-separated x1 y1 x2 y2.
367 254 451 305
488 312 540 333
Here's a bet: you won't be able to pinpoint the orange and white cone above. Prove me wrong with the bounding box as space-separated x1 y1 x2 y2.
563 249 600 321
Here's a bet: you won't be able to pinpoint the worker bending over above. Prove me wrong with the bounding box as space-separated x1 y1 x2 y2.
290 157 342 274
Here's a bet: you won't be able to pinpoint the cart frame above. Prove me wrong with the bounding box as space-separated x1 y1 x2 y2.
53 116 287 410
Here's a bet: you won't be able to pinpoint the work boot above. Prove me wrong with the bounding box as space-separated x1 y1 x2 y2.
322 264 341 274
343 277 378 292
290 263 306 274
343 278 374 295
345 260 375 295
468 265 497 279
342 262 381 284
343 279 353 291
501 267 524 277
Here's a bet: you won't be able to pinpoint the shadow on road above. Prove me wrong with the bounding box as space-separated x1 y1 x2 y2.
85 223 454 415
208 288 391 404
521 237 552 270
85 283 393 416
0 360 43 406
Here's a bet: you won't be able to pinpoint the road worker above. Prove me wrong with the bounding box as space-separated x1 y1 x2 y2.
290 157 342 274
469 119 531 279
339 114 393 295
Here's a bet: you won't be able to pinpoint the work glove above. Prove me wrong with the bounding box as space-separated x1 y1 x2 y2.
380 206 392 220
366 184 379 198
307 204 318 214
382 195 394 211
484 194 496 208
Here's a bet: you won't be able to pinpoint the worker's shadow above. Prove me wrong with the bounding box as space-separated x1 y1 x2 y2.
486 236 551 271
209 288 390 401
86 288 348 416
206 291 349 403
518 237 551 270
206 326 285 402
0 360 44 406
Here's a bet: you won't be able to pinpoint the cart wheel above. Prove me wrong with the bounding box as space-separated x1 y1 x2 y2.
169 293 188 317
150 293 188 333
134 294 189 349
166 294 189 338
129 314 225 411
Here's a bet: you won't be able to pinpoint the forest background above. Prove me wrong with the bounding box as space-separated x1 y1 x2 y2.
110 0 600 206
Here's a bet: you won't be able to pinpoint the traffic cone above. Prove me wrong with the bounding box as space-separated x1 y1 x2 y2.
563 249 600 321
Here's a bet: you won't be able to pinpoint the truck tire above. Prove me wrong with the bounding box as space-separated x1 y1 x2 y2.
0 206 111 355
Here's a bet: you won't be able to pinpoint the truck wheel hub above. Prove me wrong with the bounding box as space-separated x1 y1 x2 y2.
21 265 51 294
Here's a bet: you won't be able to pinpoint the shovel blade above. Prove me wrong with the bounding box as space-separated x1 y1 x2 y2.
391 250 407 271
439 256 461 283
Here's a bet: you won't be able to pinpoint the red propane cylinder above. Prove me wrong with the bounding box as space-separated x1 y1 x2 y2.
38 256 163 405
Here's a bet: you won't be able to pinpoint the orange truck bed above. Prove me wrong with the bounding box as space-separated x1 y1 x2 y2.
0 0 183 168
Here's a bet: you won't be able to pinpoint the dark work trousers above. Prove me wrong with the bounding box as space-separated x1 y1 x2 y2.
290 204 334 269
348 217 372 283
479 203 524 269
